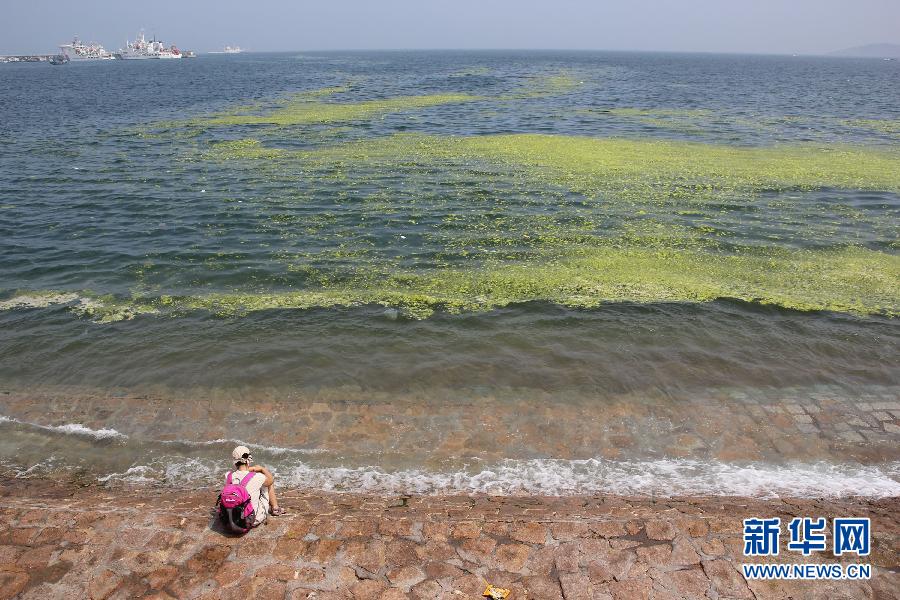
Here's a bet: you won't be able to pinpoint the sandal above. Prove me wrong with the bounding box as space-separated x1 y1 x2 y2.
270 506 288 516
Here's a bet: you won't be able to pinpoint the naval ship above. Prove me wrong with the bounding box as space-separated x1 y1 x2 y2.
58 37 117 61
210 46 244 54
117 32 182 59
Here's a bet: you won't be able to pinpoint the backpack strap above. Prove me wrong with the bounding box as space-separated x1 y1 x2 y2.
237 471 256 488
226 471 234 485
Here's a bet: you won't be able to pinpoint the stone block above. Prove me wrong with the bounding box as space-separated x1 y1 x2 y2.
349 579 388 600
587 562 614 584
415 540 456 562
0 572 27 600
344 539 386 573
411 579 443 600
0 545 22 567
457 536 496 566
554 544 581 573
213 561 244 588
699 538 725 557
259 563 301 582
674 517 708 538
608 577 652 600
644 521 676 541
385 538 420 567
521 575 564 600
15 544 54 569
666 567 710 598
636 543 671 565
670 537 701 566
423 561 463 579
701 559 753 599
448 573 484 596
340 521 377 538
495 543 530 573
421 521 450 541
550 522 591 541
88 568 122 600
559 572 593 600
511 522 549 545
450 521 481 539
386 565 425 589
592 522 627 538
147 565 179 590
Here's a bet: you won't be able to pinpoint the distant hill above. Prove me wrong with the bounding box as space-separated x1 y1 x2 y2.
829 43 900 58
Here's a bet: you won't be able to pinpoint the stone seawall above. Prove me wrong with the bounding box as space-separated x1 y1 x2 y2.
0 479 897 599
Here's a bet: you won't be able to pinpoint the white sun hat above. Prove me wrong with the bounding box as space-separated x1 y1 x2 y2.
232 445 252 464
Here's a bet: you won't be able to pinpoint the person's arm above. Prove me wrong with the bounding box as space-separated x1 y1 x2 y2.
249 465 274 486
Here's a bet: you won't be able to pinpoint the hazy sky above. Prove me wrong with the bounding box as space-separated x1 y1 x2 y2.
2 0 898 55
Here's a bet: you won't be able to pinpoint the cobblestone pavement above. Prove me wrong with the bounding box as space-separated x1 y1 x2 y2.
0 479 897 599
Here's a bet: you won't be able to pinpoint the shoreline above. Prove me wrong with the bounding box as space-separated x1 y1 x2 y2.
1 477 897 599
2 387 899 499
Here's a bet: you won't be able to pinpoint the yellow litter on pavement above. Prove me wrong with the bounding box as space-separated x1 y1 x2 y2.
483 584 511 599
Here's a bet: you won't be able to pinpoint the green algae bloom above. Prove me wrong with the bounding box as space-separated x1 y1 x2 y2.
4 246 897 322
0 291 158 323
580 107 714 134
505 72 584 99
845 118 900 136
208 132 900 197
87 88 900 325
139 86 481 136
199 133 899 305
197 93 481 128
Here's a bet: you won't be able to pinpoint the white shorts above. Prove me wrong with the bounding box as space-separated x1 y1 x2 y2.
255 488 270 526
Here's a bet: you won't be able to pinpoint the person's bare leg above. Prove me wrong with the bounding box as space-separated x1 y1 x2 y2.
266 482 279 511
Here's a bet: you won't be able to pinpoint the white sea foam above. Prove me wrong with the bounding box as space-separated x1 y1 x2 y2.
1 415 319 451
98 465 155 485
98 457 900 499
158 437 326 455
0 414 128 441
47 423 128 440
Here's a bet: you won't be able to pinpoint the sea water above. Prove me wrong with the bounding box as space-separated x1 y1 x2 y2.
0 51 897 496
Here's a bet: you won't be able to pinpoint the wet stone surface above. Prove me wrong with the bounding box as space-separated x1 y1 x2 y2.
0 479 897 599
1 384 898 468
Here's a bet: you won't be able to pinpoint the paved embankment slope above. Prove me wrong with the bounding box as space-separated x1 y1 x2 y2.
0 479 897 599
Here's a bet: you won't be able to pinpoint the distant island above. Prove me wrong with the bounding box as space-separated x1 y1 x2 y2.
829 43 900 58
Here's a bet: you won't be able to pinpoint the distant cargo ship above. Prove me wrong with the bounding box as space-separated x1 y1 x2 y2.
211 46 244 54
117 32 182 60
59 37 116 61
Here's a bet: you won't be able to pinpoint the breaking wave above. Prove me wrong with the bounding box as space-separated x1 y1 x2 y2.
99 457 900 499
0 415 127 441
4 415 898 498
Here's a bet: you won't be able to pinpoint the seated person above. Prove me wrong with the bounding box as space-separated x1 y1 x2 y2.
228 445 286 524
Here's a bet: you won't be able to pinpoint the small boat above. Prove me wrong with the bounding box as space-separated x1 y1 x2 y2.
49 54 70 66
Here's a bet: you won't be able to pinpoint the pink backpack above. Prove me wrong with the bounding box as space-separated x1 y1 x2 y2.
216 471 257 534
